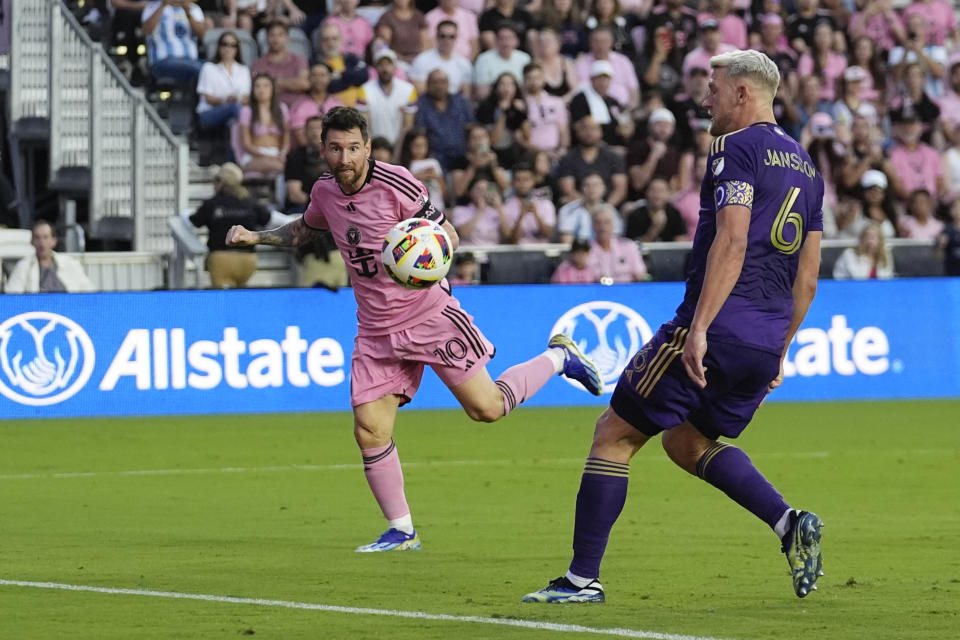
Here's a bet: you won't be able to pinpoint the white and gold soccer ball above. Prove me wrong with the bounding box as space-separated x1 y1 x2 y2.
381 218 453 289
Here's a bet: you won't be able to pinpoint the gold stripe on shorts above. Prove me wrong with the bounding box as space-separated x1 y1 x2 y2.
636 328 689 398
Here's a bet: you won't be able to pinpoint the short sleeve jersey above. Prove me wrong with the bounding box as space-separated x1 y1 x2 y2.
674 123 825 354
303 159 448 336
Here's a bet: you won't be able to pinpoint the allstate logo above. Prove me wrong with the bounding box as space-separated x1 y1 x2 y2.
550 301 654 393
0 312 96 406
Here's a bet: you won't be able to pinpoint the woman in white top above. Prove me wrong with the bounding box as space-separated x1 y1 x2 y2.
833 223 895 280
196 31 251 131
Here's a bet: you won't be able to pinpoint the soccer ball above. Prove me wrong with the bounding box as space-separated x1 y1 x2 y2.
381 218 453 289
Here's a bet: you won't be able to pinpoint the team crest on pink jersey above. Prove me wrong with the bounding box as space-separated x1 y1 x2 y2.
346 226 362 245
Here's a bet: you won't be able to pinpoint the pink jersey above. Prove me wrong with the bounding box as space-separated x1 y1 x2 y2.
303 159 449 336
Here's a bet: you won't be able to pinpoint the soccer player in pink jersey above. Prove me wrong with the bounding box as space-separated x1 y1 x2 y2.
226 107 602 552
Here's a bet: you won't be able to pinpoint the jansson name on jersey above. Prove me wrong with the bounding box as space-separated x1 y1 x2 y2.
762 148 817 179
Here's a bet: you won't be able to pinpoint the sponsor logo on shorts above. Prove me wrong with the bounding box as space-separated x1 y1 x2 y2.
550 302 654 394
0 312 96 406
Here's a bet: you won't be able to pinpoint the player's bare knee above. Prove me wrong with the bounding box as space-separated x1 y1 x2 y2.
464 398 503 423
661 427 710 475
589 409 647 459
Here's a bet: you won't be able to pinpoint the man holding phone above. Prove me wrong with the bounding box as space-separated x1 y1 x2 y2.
141 0 207 83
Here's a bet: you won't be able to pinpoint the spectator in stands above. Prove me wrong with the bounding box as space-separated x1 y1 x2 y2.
754 14 798 89
832 67 878 139
376 0 428 65
889 115 946 202
942 126 960 204
839 115 899 198
540 0 585 58
668 66 711 150
502 163 557 244
704 0 746 49
848 36 885 104
682 19 735 81
410 21 474 99
890 63 941 142
623 177 687 243
587 206 647 283
450 124 511 204
556 172 619 244
551 239 596 284
480 0 537 52
530 150 558 203
823 196 868 241
582 0 637 57
285 116 328 213
253 21 310 109
859 170 898 239
400 128 447 209
475 23 532 102
785 0 837 56
414 69 475 171
314 22 368 108
237 73 290 177
569 60 629 148
533 29 578 101
323 0 373 59
448 252 479 286
196 31 251 134
628 107 689 198
425 0 479 62
521 63 569 160
452 177 507 246
797 21 846 102
476 72 528 169
289 62 344 147
832 223 895 280
937 199 960 276
357 49 418 147
788 74 831 141
804 111 845 213
370 136 394 162
5 220 95 293
644 0 699 75
556 115 627 208
191 163 271 288
141 0 207 84
888 16 947 98
671 151 706 239
577 26 640 111
901 0 957 49
848 0 904 54
110 0 150 81
222 0 269 34
899 189 945 240
937 62 960 147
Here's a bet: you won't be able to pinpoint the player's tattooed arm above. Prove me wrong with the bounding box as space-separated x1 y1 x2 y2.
228 217 326 248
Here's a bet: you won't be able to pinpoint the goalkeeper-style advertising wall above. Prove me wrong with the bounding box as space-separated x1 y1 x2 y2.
2 279 958 419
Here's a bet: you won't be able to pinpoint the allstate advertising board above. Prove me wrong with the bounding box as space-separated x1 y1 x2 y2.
1 279 958 419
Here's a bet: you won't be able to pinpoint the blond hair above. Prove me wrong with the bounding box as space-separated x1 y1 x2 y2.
710 49 781 99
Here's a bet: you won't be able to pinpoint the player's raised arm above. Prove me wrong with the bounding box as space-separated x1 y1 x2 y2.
226 216 327 248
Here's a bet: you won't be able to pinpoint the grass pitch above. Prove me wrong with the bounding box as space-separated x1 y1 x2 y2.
1 401 958 639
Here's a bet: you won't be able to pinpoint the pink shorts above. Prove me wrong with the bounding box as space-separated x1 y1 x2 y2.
350 300 495 407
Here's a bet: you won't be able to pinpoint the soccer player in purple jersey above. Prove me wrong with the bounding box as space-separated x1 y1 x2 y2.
226 107 602 553
523 50 825 603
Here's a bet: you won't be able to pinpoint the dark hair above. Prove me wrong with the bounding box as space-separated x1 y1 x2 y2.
522 62 543 77
371 135 393 153
399 128 430 167
250 73 286 139
437 19 458 34
495 20 520 37
31 218 55 234
571 239 592 253
267 20 289 34
310 60 333 74
454 251 476 265
304 115 324 129
512 161 535 175
321 106 369 143
213 30 243 65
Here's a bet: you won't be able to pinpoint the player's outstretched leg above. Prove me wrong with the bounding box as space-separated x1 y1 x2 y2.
781 510 825 597
548 334 603 395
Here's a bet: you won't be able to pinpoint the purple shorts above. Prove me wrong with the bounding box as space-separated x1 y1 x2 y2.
351 299 495 407
610 322 780 440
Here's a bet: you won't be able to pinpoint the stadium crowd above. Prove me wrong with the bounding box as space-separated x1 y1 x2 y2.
68 0 960 284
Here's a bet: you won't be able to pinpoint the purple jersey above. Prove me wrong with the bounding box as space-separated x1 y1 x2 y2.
675 122 824 354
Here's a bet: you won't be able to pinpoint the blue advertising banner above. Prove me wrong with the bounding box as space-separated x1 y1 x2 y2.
1 279 958 419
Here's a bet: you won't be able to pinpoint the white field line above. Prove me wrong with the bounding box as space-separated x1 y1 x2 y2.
1 449 953 481
0 578 738 640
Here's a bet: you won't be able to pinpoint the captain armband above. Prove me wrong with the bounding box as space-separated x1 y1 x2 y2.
714 180 755 210
413 198 446 225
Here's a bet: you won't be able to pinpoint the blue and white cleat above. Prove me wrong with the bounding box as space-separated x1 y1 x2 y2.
355 528 421 553
781 510 824 597
549 334 603 396
521 576 605 603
